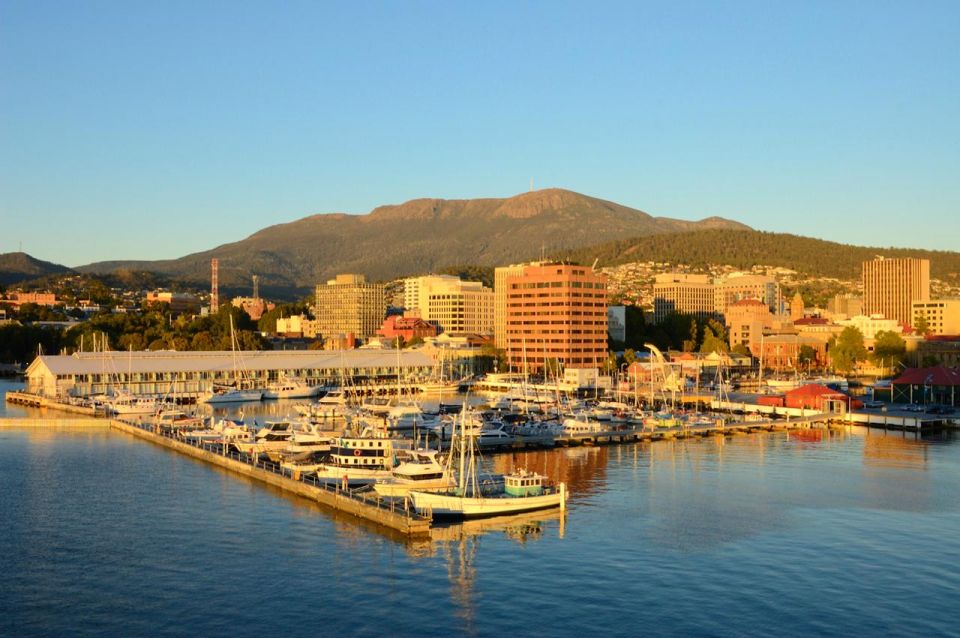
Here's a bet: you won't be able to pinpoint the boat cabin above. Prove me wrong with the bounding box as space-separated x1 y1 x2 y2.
504 470 545 497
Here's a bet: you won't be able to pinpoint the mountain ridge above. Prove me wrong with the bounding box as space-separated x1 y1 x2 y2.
0 252 73 286
74 188 750 294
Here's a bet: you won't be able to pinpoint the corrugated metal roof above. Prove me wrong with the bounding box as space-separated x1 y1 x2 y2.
893 366 960 387
31 349 434 376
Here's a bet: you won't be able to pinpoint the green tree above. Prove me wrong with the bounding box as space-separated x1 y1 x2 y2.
797 344 817 370
871 330 906 371
699 324 729 354
913 313 930 337
477 343 507 373
191 332 216 350
732 343 752 357
829 326 867 374
601 351 619 375
623 349 637 365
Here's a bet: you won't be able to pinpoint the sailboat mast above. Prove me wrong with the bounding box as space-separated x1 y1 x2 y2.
458 409 467 493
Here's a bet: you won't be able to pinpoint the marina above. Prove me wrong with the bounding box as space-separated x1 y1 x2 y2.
3 407 959 637
7 373 957 540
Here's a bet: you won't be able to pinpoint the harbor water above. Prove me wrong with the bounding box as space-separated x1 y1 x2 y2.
2 380 960 636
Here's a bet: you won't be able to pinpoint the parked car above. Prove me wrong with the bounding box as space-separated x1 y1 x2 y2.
863 401 884 409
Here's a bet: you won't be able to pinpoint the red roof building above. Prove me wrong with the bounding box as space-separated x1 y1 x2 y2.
783 383 863 412
377 315 438 342
891 366 960 406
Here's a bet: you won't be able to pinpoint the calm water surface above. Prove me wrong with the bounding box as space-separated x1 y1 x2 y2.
2 380 960 636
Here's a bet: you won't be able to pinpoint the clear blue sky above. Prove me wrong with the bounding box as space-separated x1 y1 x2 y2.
2 1 958 267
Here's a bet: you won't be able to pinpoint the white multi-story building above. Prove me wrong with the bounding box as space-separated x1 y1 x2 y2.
837 314 903 340
715 273 779 316
403 275 494 336
652 273 715 323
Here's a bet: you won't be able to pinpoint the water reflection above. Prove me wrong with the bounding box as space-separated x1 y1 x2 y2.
862 429 929 470
431 510 564 634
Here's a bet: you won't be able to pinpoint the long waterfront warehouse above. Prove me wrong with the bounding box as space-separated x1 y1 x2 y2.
25 349 436 398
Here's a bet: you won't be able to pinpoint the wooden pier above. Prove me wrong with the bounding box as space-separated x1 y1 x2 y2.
5 391 101 415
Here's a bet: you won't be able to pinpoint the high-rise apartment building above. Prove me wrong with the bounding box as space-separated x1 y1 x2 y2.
504 263 608 371
652 274 715 323
314 274 386 340
862 257 930 327
912 299 960 336
403 275 494 335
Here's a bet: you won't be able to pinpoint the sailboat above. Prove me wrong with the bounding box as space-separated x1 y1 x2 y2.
200 316 263 404
408 409 567 519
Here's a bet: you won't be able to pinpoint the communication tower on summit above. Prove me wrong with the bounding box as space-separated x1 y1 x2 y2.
210 258 219 312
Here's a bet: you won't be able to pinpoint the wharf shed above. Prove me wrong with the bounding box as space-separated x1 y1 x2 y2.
891 366 960 407
25 349 435 398
757 384 862 412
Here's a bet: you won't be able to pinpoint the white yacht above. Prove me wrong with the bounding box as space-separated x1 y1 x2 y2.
200 384 263 404
560 416 604 435
232 419 296 455
308 434 412 486
262 377 321 400
372 449 456 497
105 392 160 415
318 389 349 405
182 418 252 444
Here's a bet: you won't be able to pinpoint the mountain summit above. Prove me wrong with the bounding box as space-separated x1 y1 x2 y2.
79 189 749 295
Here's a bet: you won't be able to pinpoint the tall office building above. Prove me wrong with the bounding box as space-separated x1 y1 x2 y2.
504 263 608 371
652 273 715 323
494 263 528 348
403 275 494 335
314 274 386 340
862 257 930 327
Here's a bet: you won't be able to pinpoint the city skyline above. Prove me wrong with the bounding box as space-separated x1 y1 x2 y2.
3 2 959 267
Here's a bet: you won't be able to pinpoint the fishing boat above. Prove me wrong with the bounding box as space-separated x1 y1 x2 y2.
409 412 567 519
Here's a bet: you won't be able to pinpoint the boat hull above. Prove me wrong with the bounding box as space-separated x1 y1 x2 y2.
202 390 263 404
409 488 565 519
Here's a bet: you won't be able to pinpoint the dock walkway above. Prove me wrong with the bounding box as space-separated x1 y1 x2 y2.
109 418 432 537
553 413 833 447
